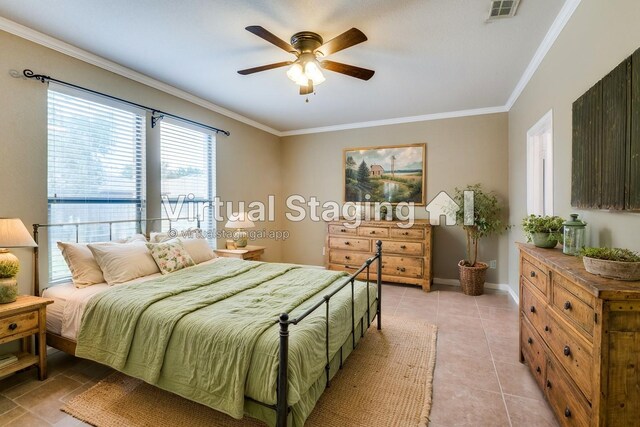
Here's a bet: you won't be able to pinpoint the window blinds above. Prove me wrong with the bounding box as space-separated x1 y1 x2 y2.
160 121 216 238
47 85 146 282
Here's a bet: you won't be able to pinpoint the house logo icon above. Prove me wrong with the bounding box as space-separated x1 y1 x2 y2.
425 191 460 225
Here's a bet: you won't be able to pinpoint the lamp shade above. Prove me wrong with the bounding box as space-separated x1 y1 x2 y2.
0 218 37 248
224 212 255 229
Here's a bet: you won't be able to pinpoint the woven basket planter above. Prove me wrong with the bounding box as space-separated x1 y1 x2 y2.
458 261 489 296
583 257 640 281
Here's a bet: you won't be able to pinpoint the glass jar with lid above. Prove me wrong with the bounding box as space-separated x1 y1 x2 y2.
563 214 586 256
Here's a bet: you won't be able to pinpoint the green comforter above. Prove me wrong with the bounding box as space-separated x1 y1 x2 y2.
76 258 377 425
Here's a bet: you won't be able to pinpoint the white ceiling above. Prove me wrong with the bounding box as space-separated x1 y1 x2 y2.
0 0 567 133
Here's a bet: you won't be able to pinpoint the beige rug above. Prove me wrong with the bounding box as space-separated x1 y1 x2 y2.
62 317 437 427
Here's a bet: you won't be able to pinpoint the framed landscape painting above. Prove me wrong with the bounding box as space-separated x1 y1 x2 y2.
343 143 426 205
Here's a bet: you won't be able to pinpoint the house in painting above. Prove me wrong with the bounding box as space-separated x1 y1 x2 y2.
370 164 384 176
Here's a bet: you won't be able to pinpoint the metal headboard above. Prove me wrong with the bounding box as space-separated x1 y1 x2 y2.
32 217 201 296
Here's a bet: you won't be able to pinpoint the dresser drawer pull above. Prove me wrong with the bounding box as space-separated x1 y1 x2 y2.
344 241 350 245
396 267 406 272
530 305 536 313
564 407 572 418
536 366 541 373
8 323 17 331
563 301 572 310
546 380 552 389
400 245 407 249
345 256 351 260
530 270 536 278
544 325 549 332
340 228 347 232
563 345 571 357
527 337 533 344
370 231 376 234
402 232 409 235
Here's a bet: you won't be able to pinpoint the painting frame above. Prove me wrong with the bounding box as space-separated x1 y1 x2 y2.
343 143 427 206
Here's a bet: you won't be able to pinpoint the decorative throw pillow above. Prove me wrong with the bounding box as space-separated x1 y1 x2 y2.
146 240 195 274
88 241 160 285
57 242 105 287
177 237 216 264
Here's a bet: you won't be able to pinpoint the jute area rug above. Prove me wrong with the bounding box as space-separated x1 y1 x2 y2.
63 317 437 427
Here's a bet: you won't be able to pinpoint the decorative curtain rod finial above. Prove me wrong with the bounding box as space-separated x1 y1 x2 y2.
23 69 50 84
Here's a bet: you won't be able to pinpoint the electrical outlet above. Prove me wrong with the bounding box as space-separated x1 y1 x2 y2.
322 247 326 256
489 260 497 269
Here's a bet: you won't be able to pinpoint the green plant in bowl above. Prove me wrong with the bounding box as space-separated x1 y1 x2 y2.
0 256 19 304
522 215 564 248
580 247 640 281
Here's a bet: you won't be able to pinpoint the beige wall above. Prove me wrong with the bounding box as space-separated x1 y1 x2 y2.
508 0 640 295
280 113 510 284
0 30 283 294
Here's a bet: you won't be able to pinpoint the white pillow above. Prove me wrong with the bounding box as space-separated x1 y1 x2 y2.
88 241 160 285
115 234 148 243
150 228 203 243
57 242 105 287
178 237 216 264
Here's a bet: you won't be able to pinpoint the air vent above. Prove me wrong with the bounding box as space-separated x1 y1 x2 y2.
487 0 520 20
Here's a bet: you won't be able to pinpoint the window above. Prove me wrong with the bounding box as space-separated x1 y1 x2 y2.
527 110 553 216
160 121 216 240
47 84 145 282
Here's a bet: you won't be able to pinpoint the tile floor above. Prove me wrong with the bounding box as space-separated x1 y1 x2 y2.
0 283 558 426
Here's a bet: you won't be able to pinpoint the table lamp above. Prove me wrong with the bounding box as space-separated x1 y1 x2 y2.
0 219 38 303
224 212 255 248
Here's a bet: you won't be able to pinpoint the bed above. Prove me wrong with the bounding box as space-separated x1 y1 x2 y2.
34 219 382 427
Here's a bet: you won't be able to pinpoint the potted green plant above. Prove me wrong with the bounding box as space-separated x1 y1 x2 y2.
521 215 564 248
452 184 507 296
0 253 20 303
580 247 640 281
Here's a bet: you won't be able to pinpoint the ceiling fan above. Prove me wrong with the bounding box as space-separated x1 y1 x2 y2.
238 26 375 96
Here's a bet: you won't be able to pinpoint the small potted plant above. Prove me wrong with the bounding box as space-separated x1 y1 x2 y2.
581 247 640 281
452 184 507 296
521 215 564 248
0 253 20 303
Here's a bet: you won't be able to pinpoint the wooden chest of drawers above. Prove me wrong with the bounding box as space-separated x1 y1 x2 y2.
326 219 433 291
518 244 640 426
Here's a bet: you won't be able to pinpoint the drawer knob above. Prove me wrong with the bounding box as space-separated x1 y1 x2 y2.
564 407 572 418
402 232 409 235
396 267 406 272
8 323 17 331
527 337 533 344
344 241 350 245
530 270 536 278
345 256 351 260
536 366 541 373
530 305 536 313
563 345 571 357
340 228 346 232
563 301 572 310
400 245 407 249
544 325 549 332
546 380 552 389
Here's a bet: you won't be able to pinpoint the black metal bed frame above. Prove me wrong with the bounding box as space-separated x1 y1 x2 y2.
32 218 382 427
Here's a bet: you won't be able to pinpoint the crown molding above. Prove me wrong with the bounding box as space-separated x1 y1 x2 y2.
0 17 282 137
505 0 582 110
280 105 509 137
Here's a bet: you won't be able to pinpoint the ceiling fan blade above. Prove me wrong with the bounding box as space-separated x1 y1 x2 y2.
315 28 367 57
237 61 293 75
245 26 297 53
300 80 314 95
320 60 375 81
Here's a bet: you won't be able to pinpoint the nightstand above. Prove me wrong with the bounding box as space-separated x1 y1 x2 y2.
0 296 53 380
215 245 265 261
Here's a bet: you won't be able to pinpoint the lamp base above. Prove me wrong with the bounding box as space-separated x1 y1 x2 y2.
233 230 249 248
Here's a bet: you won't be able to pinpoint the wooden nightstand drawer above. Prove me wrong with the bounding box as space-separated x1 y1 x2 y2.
357 226 389 238
522 257 548 296
0 310 38 342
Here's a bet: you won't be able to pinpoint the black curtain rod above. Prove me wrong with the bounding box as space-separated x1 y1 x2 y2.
22 69 230 136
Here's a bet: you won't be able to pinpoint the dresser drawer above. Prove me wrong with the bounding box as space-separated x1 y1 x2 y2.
357 226 389 238
328 225 357 235
522 257 548 296
521 317 546 390
328 237 371 252
0 310 39 340
382 240 423 256
329 250 376 269
552 282 594 339
389 228 424 240
521 279 548 338
544 316 593 399
546 356 592 427
381 256 422 278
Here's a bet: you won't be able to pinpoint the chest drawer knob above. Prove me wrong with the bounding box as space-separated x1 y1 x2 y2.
563 345 571 356
344 241 350 245
396 267 406 272
530 270 536 278
544 325 549 332
546 380 552 389
345 256 351 260
340 228 346 232
564 407 572 418
370 231 376 234
8 323 17 331
536 366 541 373
527 337 533 344
563 301 572 310
402 232 409 235
400 245 407 249
530 305 536 313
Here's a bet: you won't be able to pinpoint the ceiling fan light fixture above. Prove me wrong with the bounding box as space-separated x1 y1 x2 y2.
304 60 325 85
286 62 306 85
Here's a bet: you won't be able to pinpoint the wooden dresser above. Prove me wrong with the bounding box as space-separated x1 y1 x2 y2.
518 243 640 426
326 219 433 291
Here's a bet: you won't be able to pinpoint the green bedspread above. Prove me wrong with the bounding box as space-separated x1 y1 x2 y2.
75 258 377 425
